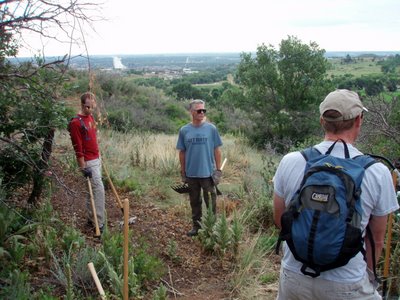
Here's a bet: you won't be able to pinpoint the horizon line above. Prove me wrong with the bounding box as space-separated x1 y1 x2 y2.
14 50 400 59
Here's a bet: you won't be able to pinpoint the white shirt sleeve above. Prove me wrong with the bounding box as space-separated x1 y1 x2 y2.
273 151 307 206
361 162 399 217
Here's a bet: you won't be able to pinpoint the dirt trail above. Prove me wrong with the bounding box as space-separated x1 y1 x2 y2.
50 156 235 299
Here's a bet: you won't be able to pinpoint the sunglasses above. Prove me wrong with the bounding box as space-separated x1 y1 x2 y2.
195 109 206 114
84 105 92 109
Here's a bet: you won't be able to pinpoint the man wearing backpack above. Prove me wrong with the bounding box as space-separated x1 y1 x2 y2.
69 92 105 234
273 89 399 299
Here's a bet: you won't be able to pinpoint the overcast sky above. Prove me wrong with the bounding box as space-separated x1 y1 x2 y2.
18 0 400 57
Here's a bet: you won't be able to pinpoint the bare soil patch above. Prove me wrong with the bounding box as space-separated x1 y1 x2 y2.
50 157 235 299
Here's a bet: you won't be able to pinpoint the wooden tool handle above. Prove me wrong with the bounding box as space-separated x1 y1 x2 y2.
88 262 106 299
382 169 398 298
103 162 124 210
87 178 101 237
221 158 227 170
123 199 129 300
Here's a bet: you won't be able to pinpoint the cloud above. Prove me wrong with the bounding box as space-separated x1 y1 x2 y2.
16 0 400 56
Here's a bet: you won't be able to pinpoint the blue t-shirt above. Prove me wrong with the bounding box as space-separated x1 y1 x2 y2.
176 122 223 178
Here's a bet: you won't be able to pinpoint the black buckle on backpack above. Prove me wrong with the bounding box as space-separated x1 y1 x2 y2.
301 265 321 278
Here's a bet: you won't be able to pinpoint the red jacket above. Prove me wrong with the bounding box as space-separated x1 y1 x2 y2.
69 114 99 161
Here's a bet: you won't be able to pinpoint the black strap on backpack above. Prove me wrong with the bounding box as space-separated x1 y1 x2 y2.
313 140 379 279
68 116 89 140
276 139 380 279
326 138 350 157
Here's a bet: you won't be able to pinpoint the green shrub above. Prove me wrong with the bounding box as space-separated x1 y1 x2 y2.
198 206 217 252
0 269 31 300
0 202 37 273
152 284 168 300
231 210 244 258
213 212 231 257
107 109 135 133
133 244 166 285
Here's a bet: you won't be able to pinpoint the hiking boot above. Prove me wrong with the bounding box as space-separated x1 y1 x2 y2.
86 219 94 228
187 227 199 237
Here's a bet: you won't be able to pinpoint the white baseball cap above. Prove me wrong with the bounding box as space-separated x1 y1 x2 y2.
320 89 368 121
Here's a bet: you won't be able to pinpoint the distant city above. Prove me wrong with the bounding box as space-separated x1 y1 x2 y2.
10 51 400 73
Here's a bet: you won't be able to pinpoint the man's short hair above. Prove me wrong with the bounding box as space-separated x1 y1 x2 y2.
189 99 204 110
321 110 357 133
80 92 96 105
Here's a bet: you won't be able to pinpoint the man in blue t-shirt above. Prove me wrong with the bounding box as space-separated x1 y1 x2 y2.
176 99 223 237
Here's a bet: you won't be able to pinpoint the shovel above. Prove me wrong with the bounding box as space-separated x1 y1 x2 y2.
102 160 136 227
171 158 227 195
87 178 101 237
103 161 124 214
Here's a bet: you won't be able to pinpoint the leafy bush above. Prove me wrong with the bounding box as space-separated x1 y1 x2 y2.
236 36 331 152
134 246 166 285
0 58 72 204
107 109 135 132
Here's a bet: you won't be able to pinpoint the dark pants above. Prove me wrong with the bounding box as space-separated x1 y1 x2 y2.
187 177 217 229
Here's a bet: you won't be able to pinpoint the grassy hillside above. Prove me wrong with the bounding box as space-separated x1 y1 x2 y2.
327 57 383 77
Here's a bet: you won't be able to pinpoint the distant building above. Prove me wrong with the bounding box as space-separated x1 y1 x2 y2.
182 68 198 74
113 57 127 69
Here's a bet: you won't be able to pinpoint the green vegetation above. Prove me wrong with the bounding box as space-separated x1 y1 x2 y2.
1 2 399 297
236 36 332 152
327 56 383 77
0 197 166 299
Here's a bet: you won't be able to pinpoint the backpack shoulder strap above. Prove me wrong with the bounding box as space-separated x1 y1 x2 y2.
353 154 377 170
68 116 78 132
352 155 379 282
300 147 322 162
326 139 350 158
68 116 88 136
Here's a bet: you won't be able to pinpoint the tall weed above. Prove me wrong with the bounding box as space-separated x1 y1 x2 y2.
198 205 217 252
231 210 244 258
213 212 231 257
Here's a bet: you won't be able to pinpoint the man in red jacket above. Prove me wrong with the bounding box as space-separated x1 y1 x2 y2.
69 92 105 233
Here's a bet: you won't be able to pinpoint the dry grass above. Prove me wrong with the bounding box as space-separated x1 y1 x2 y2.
55 129 282 298
56 128 400 297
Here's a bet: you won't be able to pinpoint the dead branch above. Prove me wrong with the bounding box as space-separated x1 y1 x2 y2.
1 0 103 55
363 94 400 145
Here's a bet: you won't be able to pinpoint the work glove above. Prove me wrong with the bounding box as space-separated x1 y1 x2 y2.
212 170 222 185
82 168 92 178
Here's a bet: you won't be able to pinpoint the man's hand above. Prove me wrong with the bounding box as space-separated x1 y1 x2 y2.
212 170 222 185
181 172 188 183
82 168 92 178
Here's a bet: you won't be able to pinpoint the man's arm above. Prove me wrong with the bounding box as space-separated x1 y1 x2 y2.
69 121 86 169
179 150 186 176
273 193 286 229
214 147 222 170
77 156 86 169
365 215 388 270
